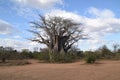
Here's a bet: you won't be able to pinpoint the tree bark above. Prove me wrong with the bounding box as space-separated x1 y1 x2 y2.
2 57 6 63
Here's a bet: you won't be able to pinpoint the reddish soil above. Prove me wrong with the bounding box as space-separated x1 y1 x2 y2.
0 60 120 80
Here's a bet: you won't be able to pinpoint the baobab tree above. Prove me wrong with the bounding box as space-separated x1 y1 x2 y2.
29 15 86 53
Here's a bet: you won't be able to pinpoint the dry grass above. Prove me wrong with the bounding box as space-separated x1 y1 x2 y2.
0 60 120 80
0 60 31 66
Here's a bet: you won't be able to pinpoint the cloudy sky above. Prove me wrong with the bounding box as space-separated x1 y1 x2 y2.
0 0 120 51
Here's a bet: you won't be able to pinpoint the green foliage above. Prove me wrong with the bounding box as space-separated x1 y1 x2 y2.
34 51 76 63
0 44 120 64
84 51 97 63
114 52 120 60
49 52 75 63
0 60 31 66
0 46 34 61
0 49 22 61
95 45 113 59
117 49 120 53
20 51 34 59
101 45 113 59
35 52 49 60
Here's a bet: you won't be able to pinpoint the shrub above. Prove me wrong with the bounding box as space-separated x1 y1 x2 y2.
54 53 75 63
35 51 76 63
114 52 120 60
2 58 6 63
20 51 34 59
34 52 49 60
99 45 113 59
84 51 97 63
47 52 75 63
0 60 31 66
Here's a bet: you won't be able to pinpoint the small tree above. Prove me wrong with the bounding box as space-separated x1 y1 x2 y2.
117 49 120 53
99 45 113 59
0 46 6 63
113 44 119 53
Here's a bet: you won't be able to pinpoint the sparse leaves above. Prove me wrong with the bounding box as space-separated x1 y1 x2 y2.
29 15 86 53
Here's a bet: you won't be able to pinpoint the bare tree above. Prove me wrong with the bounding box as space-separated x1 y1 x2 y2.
29 15 86 53
113 44 119 53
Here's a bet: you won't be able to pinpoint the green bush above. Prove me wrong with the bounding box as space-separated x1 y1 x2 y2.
84 51 97 63
54 53 75 63
34 52 49 60
47 52 75 63
35 51 76 63
0 60 31 66
114 52 120 60
96 45 113 59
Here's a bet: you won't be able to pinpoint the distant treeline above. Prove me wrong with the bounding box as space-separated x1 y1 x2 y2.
0 44 120 63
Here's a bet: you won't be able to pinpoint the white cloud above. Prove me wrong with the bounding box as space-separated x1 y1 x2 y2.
11 0 63 21
13 35 22 39
0 38 45 51
13 6 39 20
0 20 14 35
84 7 120 35
1 6 119 50
45 9 83 22
46 9 120 34
88 7 115 18
12 0 63 9
84 8 120 49
45 8 120 50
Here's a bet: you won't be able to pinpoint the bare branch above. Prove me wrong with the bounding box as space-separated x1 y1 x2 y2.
29 15 87 53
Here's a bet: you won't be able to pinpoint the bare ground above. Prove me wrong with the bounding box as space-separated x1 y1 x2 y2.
0 60 120 80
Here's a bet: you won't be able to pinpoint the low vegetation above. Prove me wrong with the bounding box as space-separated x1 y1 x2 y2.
84 51 97 63
0 60 31 66
0 43 120 65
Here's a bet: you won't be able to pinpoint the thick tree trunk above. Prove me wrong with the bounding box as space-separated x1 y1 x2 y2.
2 57 6 63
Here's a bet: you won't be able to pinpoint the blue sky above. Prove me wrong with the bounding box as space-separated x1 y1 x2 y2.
0 0 120 51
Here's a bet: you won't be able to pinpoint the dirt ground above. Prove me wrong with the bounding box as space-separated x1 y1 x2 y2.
0 60 120 80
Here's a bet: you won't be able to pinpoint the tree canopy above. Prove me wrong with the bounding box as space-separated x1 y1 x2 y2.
29 15 86 53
